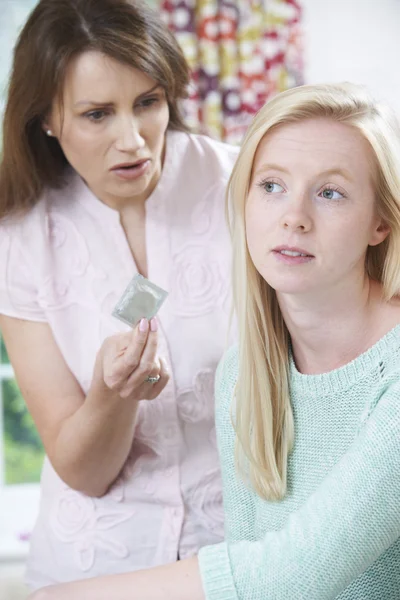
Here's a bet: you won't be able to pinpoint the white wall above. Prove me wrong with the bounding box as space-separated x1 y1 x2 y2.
0 1 38 109
301 0 400 115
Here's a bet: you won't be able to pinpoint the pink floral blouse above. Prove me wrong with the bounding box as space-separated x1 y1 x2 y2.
0 130 239 589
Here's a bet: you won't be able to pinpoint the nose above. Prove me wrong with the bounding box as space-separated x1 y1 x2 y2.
280 197 312 233
115 117 145 153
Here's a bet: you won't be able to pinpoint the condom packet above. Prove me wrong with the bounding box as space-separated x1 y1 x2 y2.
112 273 168 328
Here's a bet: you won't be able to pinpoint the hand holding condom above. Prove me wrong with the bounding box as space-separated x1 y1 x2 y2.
99 274 169 401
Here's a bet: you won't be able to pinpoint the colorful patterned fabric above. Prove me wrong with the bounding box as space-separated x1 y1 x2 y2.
161 0 304 144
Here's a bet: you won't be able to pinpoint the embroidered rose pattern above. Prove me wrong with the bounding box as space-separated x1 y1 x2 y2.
190 468 224 538
38 214 90 309
170 244 228 317
177 368 216 423
50 488 135 572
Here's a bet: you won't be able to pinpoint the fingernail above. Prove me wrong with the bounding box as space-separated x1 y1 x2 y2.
139 318 149 332
150 317 158 332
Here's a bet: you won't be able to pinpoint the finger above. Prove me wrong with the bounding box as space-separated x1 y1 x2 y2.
146 357 169 399
102 332 136 386
102 331 131 362
147 357 161 378
103 325 148 386
113 331 133 358
118 320 160 397
104 321 151 388
124 356 160 393
123 318 150 369
134 318 159 377
121 356 164 399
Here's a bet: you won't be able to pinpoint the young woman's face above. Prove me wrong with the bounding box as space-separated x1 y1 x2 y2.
46 51 170 208
245 118 389 297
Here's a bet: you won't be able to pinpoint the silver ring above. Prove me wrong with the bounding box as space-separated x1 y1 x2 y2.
144 374 161 384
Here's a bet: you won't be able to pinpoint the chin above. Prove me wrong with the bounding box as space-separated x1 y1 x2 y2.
259 272 314 295
113 179 148 196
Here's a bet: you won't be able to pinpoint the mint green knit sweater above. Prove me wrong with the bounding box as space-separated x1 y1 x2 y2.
198 326 400 599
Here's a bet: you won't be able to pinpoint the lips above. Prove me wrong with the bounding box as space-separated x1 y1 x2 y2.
273 245 314 257
110 159 149 171
109 158 151 182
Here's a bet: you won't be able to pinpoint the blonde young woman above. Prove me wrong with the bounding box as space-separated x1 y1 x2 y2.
31 83 400 599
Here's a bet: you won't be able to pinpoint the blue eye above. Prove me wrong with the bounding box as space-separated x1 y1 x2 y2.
320 188 344 200
263 181 284 193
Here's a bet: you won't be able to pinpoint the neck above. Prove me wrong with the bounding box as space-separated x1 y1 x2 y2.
278 276 387 374
105 167 160 215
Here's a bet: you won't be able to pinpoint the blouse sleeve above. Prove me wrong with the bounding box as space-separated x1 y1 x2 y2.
0 220 47 322
198 375 400 600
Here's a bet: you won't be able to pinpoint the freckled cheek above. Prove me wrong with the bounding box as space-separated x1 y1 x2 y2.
245 211 269 263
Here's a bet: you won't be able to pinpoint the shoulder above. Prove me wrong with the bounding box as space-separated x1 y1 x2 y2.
356 325 400 432
188 131 240 170
43 169 85 215
0 170 84 269
167 130 239 175
0 170 79 235
0 204 47 318
188 131 240 156
0 202 45 249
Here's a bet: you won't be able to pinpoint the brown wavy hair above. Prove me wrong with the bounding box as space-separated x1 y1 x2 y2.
0 0 190 219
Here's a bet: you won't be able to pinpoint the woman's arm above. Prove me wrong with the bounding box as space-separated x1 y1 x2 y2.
196 378 400 600
0 315 168 497
29 556 205 600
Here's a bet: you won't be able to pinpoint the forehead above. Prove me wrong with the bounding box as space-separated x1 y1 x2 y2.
61 50 157 101
253 118 375 178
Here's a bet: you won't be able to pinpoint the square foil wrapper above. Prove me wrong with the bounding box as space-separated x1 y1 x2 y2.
112 273 168 328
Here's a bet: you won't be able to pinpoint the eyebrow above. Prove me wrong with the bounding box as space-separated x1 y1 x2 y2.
254 163 355 182
253 163 290 177
73 84 163 108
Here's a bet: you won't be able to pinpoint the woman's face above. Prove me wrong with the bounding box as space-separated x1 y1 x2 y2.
245 117 389 298
46 51 170 208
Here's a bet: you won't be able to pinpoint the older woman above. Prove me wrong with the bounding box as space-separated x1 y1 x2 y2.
0 0 238 589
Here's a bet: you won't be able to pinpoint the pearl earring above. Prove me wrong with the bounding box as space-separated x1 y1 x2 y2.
46 129 53 136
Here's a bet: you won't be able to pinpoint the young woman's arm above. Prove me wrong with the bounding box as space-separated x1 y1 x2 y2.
196 376 400 599
29 556 205 600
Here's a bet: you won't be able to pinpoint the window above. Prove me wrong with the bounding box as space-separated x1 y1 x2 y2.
0 337 45 486
0 333 43 559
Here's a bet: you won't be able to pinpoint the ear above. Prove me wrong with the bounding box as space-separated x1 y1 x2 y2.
41 112 56 137
42 122 54 137
368 219 390 247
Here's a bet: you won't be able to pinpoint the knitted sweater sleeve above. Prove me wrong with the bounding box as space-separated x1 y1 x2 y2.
198 366 400 600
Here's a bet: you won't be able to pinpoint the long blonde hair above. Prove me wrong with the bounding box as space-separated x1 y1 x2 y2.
229 82 400 500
